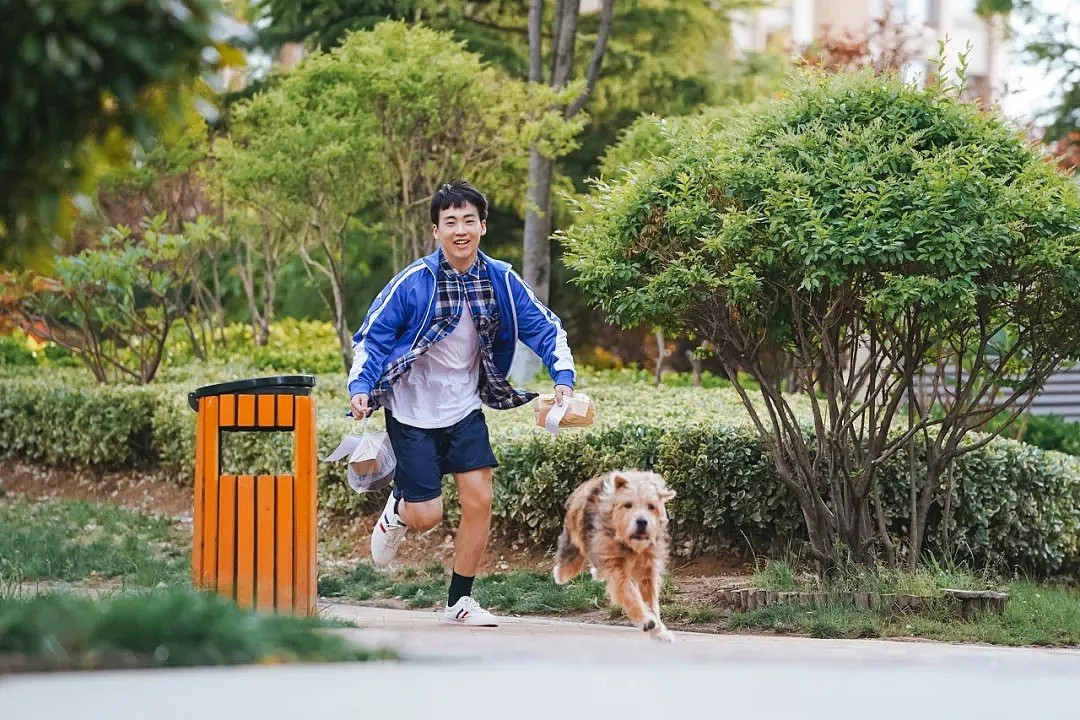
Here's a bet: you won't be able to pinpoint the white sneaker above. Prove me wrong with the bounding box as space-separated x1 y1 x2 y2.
370 492 408 570
443 596 499 627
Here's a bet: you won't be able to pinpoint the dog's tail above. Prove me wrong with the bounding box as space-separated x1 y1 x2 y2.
552 529 587 585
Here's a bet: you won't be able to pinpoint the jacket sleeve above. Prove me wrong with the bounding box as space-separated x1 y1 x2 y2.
508 269 576 387
347 275 408 398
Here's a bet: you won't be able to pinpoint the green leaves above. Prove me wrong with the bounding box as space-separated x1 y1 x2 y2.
566 70 1080 564
14 216 200 383
0 0 243 268
214 20 582 271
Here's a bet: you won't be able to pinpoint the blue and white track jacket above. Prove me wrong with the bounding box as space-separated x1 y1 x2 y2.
347 250 575 401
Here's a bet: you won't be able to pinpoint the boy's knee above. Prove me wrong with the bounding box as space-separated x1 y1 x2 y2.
406 498 443 531
460 484 493 514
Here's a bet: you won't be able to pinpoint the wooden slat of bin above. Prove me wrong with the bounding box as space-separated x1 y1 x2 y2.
192 398 206 585
197 397 221 588
256 475 276 610
293 396 317 615
275 475 294 612
276 394 294 429
219 394 236 428
201 471 219 588
217 475 237 599
258 395 276 428
237 394 256 428
236 475 256 609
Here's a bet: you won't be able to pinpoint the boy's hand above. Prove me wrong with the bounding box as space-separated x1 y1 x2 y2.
350 393 372 418
554 384 573 406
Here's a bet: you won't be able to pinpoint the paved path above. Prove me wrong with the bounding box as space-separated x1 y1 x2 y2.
3 602 1078 720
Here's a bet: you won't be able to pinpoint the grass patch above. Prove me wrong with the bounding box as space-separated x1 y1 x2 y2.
0 496 189 588
320 562 607 614
0 589 394 673
664 604 721 624
753 560 797 591
752 559 998 597
733 563 1080 647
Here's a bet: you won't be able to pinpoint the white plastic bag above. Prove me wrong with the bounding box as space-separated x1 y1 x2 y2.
323 417 396 493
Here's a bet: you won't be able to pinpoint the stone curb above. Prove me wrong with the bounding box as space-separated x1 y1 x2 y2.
719 588 1009 618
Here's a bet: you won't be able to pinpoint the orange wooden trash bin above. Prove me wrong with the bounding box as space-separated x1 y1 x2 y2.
187 376 318 615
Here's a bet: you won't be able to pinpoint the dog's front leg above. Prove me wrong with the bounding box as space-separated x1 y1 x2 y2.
638 573 675 643
608 570 660 633
639 572 661 619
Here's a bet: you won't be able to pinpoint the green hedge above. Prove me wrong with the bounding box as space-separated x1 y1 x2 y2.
997 413 1080 457
1 366 1077 576
0 376 159 468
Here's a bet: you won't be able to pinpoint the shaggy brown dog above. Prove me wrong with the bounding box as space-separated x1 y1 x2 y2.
553 470 676 642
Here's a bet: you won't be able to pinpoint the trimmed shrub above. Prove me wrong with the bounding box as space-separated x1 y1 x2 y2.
877 438 1080 574
0 376 159 468
0 336 35 367
1003 414 1080 457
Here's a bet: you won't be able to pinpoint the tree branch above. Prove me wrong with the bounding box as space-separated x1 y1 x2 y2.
566 0 615 118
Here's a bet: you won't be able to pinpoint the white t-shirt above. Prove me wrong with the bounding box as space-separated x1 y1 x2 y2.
383 302 482 428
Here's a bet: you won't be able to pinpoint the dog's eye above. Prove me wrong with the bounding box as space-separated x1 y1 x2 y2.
623 502 633 509
648 503 656 511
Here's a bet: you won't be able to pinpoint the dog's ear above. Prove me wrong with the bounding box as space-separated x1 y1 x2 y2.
603 472 630 493
648 474 676 503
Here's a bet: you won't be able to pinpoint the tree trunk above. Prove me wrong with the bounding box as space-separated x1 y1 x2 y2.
654 329 665 385
516 0 615 386
515 145 556 384
687 348 702 387
523 146 555 305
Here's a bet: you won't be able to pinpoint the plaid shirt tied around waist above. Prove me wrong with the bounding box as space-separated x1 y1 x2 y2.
371 255 537 411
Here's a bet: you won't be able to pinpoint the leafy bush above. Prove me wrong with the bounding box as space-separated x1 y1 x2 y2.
0 330 81 368
0 590 387 672
0 335 34 367
877 438 1080 574
163 319 344 374
0 376 160 468
996 413 1080 457
6 219 200 384
567 70 1080 567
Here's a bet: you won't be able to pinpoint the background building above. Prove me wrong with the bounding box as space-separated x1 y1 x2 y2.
731 0 1009 106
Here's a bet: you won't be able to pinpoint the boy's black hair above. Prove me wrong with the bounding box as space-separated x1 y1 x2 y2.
430 179 488 224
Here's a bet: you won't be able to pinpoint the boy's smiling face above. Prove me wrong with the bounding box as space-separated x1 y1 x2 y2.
434 201 486 272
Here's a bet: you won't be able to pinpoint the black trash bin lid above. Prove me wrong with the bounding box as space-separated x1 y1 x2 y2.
188 375 316 412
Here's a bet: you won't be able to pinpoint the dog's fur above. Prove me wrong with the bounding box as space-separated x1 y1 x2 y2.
552 470 676 642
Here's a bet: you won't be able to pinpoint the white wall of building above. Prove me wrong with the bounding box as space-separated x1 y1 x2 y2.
731 0 1010 103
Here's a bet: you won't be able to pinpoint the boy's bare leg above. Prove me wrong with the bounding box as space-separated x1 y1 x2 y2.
452 467 494 576
397 497 443 531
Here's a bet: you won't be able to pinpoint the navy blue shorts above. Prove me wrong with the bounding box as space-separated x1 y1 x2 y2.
384 408 498 503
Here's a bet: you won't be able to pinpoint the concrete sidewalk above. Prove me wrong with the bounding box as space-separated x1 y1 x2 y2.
2 602 1078 720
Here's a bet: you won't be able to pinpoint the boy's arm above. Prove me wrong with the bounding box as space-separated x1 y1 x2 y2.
347 278 408 399
508 269 576 388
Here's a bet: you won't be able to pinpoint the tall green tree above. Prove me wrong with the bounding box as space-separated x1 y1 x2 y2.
566 72 1080 567
216 21 581 370
0 0 243 269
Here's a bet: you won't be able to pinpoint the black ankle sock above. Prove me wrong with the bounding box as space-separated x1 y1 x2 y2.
393 496 401 517
448 572 474 607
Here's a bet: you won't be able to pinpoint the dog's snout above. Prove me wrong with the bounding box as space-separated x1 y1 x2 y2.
635 517 649 531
